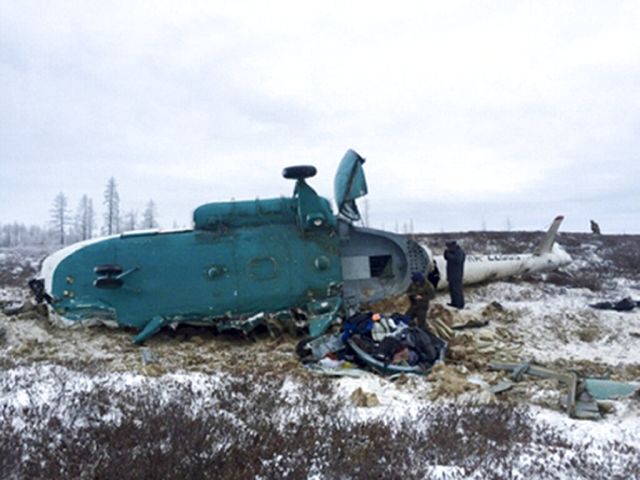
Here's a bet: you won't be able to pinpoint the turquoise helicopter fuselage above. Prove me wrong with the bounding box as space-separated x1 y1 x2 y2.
46 200 336 316
37 150 430 342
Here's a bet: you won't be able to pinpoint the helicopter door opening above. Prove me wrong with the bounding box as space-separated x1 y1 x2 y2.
369 255 393 278
341 255 394 280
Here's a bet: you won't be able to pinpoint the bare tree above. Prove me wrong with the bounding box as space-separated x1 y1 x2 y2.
87 198 95 238
103 177 120 235
75 195 95 241
141 200 158 229
50 192 69 245
123 210 138 232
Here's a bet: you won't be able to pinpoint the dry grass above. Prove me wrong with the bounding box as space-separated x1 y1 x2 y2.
1 364 638 479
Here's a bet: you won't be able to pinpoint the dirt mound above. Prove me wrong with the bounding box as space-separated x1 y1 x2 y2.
364 295 409 315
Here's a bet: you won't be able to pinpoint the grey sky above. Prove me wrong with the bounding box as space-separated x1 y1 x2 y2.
1 1 639 233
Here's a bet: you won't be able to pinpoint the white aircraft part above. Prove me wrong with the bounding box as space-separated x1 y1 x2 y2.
430 244 571 290
421 215 572 290
534 215 564 255
41 235 119 295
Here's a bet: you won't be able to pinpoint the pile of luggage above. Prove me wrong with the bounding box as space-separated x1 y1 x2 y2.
297 311 447 375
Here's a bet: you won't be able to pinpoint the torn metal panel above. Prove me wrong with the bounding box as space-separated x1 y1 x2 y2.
584 379 640 400
306 333 345 360
489 380 514 394
307 297 342 338
489 361 607 420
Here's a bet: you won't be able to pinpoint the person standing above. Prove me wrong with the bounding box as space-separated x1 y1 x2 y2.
405 272 435 330
427 260 441 290
444 240 466 309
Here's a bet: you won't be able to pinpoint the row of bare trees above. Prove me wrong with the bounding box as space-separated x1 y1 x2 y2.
0 223 50 247
1 178 160 247
51 177 160 245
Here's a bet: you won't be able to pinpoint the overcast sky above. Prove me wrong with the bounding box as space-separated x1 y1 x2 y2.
2 1 639 234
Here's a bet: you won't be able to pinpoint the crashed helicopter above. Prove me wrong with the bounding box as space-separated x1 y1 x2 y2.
29 149 571 344
31 150 430 343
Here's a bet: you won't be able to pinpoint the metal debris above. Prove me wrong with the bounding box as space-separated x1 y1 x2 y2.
489 380 514 394
584 379 640 400
140 348 156 364
488 361 615 420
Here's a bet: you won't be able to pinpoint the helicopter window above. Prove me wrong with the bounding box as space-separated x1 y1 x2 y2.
369 255 393 278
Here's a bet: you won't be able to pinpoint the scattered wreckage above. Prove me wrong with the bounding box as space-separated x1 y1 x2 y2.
298 311 447 375
28 147 572 345
490 362 640 420
298 299 639 422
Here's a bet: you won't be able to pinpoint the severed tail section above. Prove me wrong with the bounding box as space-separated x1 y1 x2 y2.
534 215 564 255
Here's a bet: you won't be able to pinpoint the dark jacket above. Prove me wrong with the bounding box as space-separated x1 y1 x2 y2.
444 244 465 285
444 243 466 308
406 280 436 307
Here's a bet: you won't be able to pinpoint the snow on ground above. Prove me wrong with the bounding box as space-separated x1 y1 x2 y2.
0 287 25 304
334 373 431 421
467 281 640 365
1 359 638 479
533 400 640 448
1 234 639 478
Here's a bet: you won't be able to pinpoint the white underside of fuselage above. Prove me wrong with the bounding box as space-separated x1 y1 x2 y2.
41 235 120 295
39 236 120 328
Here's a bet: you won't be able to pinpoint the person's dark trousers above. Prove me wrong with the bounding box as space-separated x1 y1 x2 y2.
449 282 464 309
406 304 428 330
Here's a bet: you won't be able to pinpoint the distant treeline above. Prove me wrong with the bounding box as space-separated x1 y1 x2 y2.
2 177 160 247
0 222 51 247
